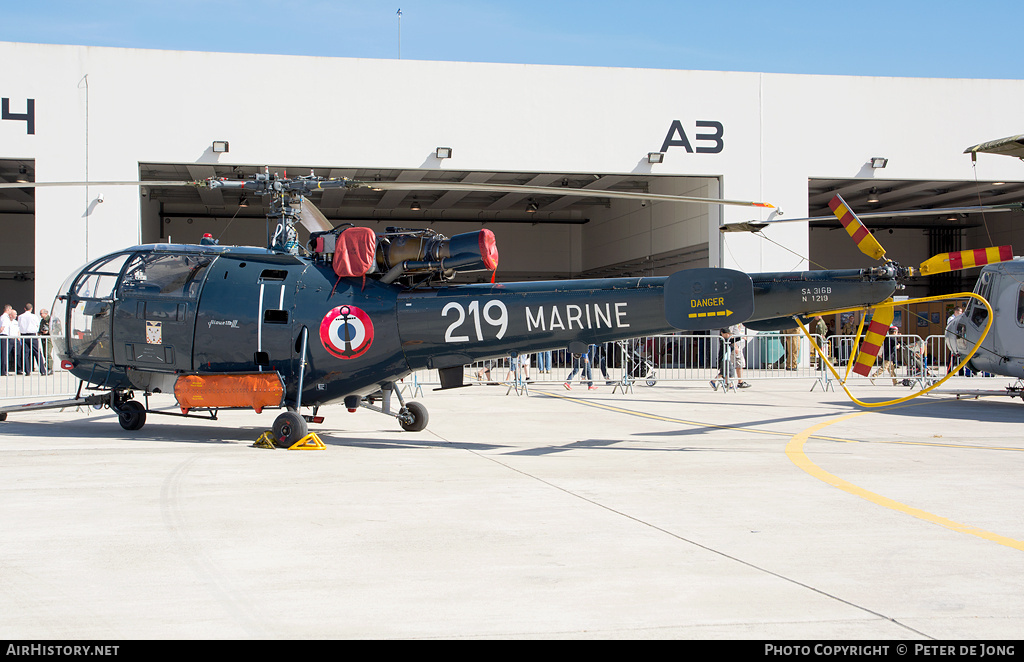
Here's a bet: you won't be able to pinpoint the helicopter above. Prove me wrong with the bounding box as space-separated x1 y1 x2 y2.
941 134 1024 398
0 170 1014 443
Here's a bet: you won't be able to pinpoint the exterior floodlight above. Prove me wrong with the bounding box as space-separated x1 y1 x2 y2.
212 141 230 153
436 147 453 159
870 157 888 168
647 152 665 164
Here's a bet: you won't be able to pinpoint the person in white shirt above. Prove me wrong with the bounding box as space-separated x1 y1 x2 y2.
1 306 22 375
728 322 752 388
18 303 48 375
18 303 40 335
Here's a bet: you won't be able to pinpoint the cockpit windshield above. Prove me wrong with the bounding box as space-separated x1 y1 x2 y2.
63 252 134 361
119 253 212 299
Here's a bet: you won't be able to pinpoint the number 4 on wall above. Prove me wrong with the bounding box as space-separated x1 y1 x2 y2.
2 98 35 135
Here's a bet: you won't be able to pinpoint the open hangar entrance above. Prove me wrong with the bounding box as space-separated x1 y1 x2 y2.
0 158 34 309
808 177 1024 337
137 163 717 282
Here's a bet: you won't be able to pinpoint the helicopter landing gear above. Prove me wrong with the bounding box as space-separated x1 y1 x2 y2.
398 401 428 432
272 410 308 448
356 382 429 432
116 400 147 431
109 391 147 431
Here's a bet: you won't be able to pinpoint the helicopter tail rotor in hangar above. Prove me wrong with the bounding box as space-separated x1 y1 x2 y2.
722 192 1013 406
827 194 1012 379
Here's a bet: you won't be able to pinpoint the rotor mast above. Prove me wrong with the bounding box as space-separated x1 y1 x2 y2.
205 170 353 252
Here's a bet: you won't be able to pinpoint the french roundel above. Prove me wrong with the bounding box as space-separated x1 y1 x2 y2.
319 305 375 360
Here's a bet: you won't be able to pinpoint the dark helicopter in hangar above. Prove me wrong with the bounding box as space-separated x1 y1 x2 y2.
0 171 1014 443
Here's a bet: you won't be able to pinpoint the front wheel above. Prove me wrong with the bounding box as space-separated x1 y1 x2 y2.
118 400 147 431
398 401 428 432
272 411 308 447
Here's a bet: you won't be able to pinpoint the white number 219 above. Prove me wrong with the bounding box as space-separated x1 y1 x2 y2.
442 300 508 343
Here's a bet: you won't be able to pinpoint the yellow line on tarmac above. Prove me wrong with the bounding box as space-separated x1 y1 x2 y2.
540 391 857 442
546 392 1024 549
787 413 1024 552
543 391 1024 451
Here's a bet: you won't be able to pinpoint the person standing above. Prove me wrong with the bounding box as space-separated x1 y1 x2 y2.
870 325 901 386
783 327 800 371
812 315 828 366
727 322 752 388
0 304 12 375
502 354 531 383
564 350 595 391
1 307 23 375
536 350 551 376
946 305 964 375
711 327 733 390
19 303 47 375
590 343 613 385
38 308 51 369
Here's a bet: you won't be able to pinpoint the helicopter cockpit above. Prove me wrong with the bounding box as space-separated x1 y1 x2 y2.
51 247 219 381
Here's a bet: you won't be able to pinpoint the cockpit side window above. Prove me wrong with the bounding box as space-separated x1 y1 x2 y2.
65 253 132 361
1017 284 1024 326
968 271 994 327
119 253 212 299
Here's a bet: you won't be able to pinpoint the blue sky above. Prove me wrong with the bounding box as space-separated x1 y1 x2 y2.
2 0 1022 79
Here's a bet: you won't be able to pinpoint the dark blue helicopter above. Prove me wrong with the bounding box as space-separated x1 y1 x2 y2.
1 173 996 445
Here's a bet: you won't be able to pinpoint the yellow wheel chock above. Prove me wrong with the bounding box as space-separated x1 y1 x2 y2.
252 430 326 450
252 431 277 449
287 432 326 450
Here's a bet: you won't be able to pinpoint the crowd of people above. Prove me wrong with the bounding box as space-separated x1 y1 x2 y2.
1 303 53 376
480 309 963 390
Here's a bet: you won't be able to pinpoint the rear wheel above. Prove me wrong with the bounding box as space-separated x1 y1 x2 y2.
272 411 308 447
398 401 428 432
118 400 147 431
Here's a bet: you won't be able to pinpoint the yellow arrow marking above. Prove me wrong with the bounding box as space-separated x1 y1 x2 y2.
688 309 733 319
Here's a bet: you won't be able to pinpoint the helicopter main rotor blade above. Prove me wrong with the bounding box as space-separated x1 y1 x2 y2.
0 180 202 189
719 203 1022 232
1 176 776 209
350 180 777 210
298 197 334 234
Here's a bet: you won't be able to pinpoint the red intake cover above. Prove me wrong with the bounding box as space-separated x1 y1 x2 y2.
478 228 499 271
332 227 377 278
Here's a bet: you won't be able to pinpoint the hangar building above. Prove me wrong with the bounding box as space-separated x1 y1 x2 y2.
2 41 1023 339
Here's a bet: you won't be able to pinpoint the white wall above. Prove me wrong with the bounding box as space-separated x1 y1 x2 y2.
2 42 1024 304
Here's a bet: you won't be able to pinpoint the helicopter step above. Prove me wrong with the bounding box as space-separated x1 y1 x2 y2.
0 393 112 419
0 390 148 431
